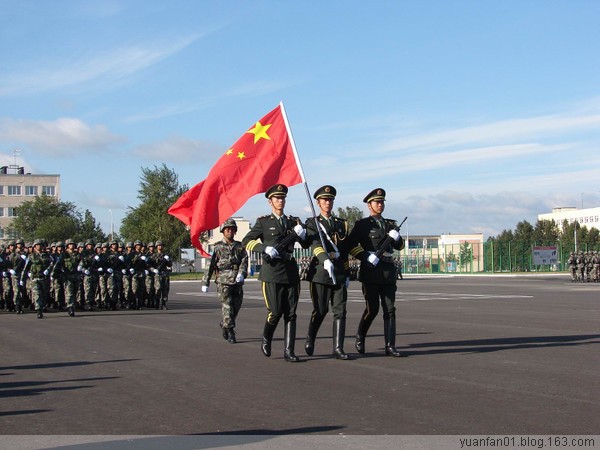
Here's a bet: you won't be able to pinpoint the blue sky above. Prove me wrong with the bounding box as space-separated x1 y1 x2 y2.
1 1 599 239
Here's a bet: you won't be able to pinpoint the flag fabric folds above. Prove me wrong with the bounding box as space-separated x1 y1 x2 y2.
168 104 303 257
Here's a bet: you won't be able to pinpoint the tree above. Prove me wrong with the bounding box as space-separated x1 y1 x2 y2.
337 206 363 230
120 164 190 256
11 195 106 243
459 242 473 269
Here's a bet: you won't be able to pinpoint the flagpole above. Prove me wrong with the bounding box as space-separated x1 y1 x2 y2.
279 101 330 264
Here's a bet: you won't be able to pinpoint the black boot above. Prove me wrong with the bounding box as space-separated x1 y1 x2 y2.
284 320 299 362
36 309 43 319
68 307 75 317
304 316 322 356
384 317 405 357
222 328 229 341
355 317 370 354
261 321 276 357
333 319 350 360
228 328 237 344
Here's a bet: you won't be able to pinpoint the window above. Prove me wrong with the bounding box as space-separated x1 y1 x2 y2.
0 229 4 239
0 186 3 195
25 185 38 196
8 207 17 217
8 186 21 196
42 186 55 196
0 208 4 217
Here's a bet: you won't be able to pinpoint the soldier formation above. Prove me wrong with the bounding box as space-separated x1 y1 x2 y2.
567 250 600 282
0 238 173 318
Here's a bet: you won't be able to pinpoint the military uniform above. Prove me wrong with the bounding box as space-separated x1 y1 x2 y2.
346 188 406 357
10 240 28 314
303 185 351 359
78 240 100 310
152 241 172 310
202 220 248 343
242 184 307 361
22 240 53 318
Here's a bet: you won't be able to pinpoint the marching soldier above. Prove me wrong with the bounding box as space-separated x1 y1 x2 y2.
52 239 81 317
346 188 406 357
303 185 351 360
10 239 28 314
145 242 157 308
153 241 172 310
22 239 53 318
567 251 577 282
78 239 99 311
202 219 248 343
130 240 147 309
242 184 308 362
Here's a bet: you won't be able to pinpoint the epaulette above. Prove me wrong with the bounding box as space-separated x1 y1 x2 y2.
257 214 271 220
385 218 397 226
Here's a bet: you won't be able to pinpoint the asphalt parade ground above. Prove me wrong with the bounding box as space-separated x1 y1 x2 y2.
1 274 599 448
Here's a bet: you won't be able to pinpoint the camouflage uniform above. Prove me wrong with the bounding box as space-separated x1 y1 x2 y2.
202 227 248 341
52 240 81 316
152 241 172 310
9 240 28 314
78 240 100 310
567 252 577 282
22 240 52 318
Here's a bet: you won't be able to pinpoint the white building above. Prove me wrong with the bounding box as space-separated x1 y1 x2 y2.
0 165 61 242
538 207 600 230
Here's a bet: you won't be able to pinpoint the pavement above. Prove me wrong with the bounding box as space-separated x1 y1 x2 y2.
1 274 599 448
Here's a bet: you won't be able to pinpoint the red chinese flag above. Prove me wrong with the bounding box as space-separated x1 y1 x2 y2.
168 104 303 257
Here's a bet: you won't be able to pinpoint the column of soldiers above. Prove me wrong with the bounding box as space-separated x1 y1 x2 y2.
567 251 600 282
0 238 173 317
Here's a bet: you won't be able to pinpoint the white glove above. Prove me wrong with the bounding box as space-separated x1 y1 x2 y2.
235 273 244 283
388 229 400 241
153 268 159 274
345 278 350 289
164 255 170 261
21 254 27 260
84 269 90 275
28 272 32 278
108 268 114 274
43 269 49 276
201 285 209 293
97 267 104 272
129 268 135 274
122 269 127 274
323 259 335 279
19 280 24 286
119 255 125 262
367 253 379 266
141 256 147 261
94 255 100 261
144 270 149 275
9 269 16 276
294 224 306 240
2 272 6 277
265 246 279 259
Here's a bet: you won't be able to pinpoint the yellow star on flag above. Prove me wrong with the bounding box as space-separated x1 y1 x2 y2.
237 152 246 160
225 148 234 156
246 121 272 144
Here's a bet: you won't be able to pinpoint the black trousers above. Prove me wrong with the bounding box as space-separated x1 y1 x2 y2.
308 281 347 322
359 282 396 325
261 281 299 326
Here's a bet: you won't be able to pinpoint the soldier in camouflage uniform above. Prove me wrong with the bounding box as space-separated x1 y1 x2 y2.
10 239 28 314
144 242 157 308
78 239 100 310
592 251 600 282
52 239 81 317
577 251 585 282
1 243 14 311
22 239 53 318
152 240 172 310
106 240 124 311
202 219 248 343
130 240 148 310
567 251 577 282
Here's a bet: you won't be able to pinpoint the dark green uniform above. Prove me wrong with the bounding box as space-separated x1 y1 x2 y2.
243 212 305 360
304 214 350 358
346 188 406 357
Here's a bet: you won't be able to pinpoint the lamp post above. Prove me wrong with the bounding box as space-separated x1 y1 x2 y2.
109 209 114 242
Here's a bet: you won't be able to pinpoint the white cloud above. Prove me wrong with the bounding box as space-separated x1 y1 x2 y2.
0 34 203 96
0 117 125 156
133 136 221 163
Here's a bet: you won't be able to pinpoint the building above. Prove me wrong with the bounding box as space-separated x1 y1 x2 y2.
0 165 61 242
538 206 600 230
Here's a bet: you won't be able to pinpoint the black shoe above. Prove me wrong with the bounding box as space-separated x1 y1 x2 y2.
355 335 365 354
68 307 75 317
228 329 236 344
385 346 406 357
304 338 314 356
37 310 43 319
261 337 271 357
333 349 351 360
284 351 299 362
222 328 230 341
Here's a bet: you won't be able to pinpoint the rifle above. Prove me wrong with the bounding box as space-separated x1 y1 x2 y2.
373 216 408 260
263 231 299 263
